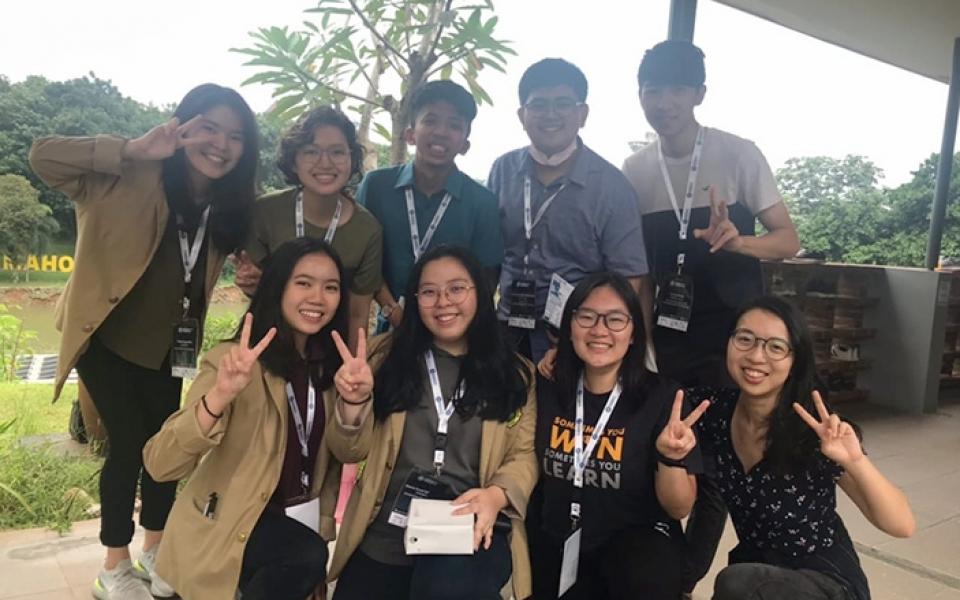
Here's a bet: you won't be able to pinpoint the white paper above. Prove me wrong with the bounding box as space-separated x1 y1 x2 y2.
404 498 474 555
285 497 320 534
543 273 575 329
558 528 581 596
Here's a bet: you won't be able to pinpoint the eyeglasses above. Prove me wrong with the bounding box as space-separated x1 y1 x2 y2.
415 282 475 307
730 329 793 361
296 145 351 166
523 97 584 116
572 309 632 332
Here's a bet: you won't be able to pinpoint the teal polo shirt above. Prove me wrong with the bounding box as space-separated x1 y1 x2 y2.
357 162 503 299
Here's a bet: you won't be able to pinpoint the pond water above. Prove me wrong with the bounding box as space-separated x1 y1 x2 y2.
9 301 251 354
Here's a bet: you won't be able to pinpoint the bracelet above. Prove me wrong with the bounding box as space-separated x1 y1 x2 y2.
656 451 687 470
340 394 372 406
201 395 223 419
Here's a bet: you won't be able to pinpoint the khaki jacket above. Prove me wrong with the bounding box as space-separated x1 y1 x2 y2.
28 135 225 399
326 337 538 599
143 343 341 600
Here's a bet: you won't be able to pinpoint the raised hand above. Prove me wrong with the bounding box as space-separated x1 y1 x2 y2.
332 329 373 403
693 187 743 254
655 390 710 462
451 486 508 551
214 312 276 400
232 251 262 296
793 391 864 467
122 115 205 162
537 347 557 380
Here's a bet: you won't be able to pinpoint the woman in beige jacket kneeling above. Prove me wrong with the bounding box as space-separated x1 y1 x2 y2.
326 245 538 600
144 238 349 600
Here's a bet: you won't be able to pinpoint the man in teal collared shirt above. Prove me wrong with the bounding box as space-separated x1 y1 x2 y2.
357 80 503 328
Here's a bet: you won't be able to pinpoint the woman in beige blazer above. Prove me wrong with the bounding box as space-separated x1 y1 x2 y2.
326 245 538 600
144 237 348 599
28 84 258 600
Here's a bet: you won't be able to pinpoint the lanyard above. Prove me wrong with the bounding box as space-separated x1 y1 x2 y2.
285 378 317 490
656 127 704 270
405 188 452 262
176 206 210 315
570 375 623 522
425 349 465 475
523 176 566 241
295 190 342 244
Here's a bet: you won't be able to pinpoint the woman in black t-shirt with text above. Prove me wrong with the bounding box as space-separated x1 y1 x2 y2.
531 272 709 599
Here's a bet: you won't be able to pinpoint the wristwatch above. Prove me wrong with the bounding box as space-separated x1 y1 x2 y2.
381 303 398 318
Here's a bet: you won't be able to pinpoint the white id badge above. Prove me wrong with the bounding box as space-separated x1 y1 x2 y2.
285 497 320 534
170 319 200 379
543 273 575 329
558 527 582 597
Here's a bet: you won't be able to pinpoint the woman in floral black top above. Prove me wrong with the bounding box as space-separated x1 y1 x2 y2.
694 296 915 600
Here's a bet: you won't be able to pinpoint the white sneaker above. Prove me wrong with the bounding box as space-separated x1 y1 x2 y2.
92 559 154 600
133 546 176 597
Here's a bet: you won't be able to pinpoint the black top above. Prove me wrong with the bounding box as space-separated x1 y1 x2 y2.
694 387 869 600
534 374 702 551
270 339 326 509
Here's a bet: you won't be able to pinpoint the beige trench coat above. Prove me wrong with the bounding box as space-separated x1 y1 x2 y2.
143 343 341 600
28 135 225 400
325 337 538 599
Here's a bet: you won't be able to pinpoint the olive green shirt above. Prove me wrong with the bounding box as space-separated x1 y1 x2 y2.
246 188 384 295
96 214 208 370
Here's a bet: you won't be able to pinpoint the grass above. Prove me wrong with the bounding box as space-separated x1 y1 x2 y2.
0 382 103 531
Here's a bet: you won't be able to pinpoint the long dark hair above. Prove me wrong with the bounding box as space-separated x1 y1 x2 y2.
555 272 650 408
372 245 530 422
239 237 349 388
162 83 259 254
729 296 840 473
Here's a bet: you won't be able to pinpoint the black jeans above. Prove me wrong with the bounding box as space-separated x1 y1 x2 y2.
530 523 687 600
239 509 329 600
683 475 729 592
712 563 852 600
333 532 512 600
75 336 181 547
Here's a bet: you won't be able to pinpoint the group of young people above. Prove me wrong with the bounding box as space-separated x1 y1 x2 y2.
28 39 916 600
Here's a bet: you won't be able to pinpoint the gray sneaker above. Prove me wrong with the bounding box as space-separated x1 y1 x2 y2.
133 546 176 597
92 559 154 600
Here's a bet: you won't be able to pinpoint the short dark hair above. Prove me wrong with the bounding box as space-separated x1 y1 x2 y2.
409 80 478 133
277 106 364 189
240 237 349 388
371 245 531 423
517 58 588 105
555 272 649 407
638 40 706 88
163 83 259 254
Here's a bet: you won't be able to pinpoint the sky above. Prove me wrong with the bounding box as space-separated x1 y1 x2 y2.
1 0 951 187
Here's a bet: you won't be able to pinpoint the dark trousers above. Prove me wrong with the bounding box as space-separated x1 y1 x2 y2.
683 476 729 592
530 523 687 600
75 336 181 547
333 532 512 600
239 509 329 600
499 321 552 363
712 563 851 600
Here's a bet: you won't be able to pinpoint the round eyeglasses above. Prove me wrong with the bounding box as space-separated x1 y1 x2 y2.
730 329 793 361
296 145 351 167
415 282 475 308
572 309 632 332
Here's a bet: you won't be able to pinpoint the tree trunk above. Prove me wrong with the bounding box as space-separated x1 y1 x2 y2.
358 49 385 171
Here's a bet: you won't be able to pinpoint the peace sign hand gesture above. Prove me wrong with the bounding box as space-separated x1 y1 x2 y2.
693 186 743 254
122 115 206 162
332 329 374 403
214 313 277 401
793 391 864 468
655 390 710 462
